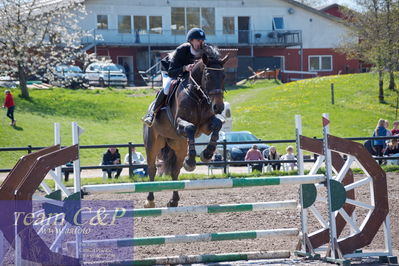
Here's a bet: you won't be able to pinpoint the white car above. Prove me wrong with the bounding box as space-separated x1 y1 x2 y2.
85 63 127 87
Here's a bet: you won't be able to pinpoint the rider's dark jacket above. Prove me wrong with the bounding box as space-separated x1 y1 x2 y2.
167 42 197 79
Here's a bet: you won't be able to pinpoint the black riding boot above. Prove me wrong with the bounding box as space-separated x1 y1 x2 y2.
143 91 167 127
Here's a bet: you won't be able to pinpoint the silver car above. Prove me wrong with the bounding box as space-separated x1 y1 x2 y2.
85 63 127 87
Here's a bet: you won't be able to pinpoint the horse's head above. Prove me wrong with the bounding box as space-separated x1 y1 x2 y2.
200 48 229 115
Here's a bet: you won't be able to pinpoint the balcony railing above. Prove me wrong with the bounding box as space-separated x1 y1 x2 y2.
81 29 302 47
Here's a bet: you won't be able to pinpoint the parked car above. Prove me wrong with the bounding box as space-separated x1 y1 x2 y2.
85 63 127 87
217 131 269 161
52 65 88 89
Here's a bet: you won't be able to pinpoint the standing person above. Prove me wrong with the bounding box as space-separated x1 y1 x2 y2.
391 120 399 135
373 119 388 165
2 90 16 126
142 27 206 127
245 144 264 172
102 146 122 179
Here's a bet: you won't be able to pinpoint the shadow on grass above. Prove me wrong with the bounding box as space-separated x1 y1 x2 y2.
12 125 23 131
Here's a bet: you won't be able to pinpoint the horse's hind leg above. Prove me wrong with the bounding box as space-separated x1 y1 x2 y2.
166 141 186 207
201 116 223 162
144 126 165 208
176 118 197 171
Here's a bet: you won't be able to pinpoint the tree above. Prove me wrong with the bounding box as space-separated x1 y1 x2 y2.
339 0 399 103
0 0 89 98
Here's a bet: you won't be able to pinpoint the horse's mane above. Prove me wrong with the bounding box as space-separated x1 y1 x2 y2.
203 44 220 60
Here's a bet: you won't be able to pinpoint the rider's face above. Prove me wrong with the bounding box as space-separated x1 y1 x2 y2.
190 39 204 50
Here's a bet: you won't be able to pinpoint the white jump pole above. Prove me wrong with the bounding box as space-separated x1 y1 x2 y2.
322 113 338 259
71 122 82 260
54 123 61 192
296 115 308 253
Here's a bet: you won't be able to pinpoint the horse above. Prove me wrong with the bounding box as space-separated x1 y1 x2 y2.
143 46 229 208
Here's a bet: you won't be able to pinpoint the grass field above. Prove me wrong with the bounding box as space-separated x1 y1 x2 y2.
1 72 398 169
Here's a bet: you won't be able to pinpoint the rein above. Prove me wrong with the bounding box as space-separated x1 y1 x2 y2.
188 66 225 98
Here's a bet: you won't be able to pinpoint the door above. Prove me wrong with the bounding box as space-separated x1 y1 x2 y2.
238 17 250 44
117 56 134 84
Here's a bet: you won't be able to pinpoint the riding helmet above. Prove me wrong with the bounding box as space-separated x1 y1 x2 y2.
186 28 206 41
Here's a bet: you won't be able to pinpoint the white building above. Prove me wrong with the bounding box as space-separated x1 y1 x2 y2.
79 0 359 84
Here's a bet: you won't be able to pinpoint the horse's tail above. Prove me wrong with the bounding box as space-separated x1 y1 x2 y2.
159 144 176 176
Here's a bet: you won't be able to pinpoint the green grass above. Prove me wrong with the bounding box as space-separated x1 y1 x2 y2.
1 72 398 171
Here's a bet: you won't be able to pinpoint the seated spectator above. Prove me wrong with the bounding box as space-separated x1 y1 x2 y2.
281 146 296 171
124 146 147 176
245 144 264 172
391 121 399 136
265 146 281 171
384 139 399 165
102 146 122 179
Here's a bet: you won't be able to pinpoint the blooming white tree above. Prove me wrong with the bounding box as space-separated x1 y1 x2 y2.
0 0 90 98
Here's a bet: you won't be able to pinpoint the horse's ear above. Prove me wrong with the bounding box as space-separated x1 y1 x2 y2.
221 53 230 65
202 53 209 65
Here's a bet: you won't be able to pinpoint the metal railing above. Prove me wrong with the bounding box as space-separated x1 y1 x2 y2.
81 29 302 47
1 135 399 175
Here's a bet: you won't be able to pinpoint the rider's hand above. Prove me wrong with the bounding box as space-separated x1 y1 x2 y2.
184 64 194 72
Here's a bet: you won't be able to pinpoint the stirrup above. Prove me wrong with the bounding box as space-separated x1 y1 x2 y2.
142 113 155 127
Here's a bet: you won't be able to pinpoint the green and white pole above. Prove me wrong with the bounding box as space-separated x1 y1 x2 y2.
109 250 291 265
82 175 326 194
81 200 298 218
68 228 299 248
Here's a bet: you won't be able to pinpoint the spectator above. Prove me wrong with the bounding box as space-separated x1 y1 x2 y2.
281 146 296 171
391 121 399 136
245 144 264 172
265 146 281 171
124 146 147 176
373 119 388 165
384 139 399 165
2 90 16 126
385 120 392 137
63 161 73 182
102 146 122 179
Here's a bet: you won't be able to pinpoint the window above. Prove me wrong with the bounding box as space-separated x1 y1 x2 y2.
97 15 108 29
201 8 215 35
309 56 332 71
118 15 131 33
187 8 200 29
171 7 185 35
171 7 215 35
134 16 147 34
272 17 284 30
223 17 235 34
149 16 162 34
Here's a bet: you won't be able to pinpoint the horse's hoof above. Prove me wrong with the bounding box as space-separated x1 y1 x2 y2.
200 150 212 163
167 200 179 207
183 159 196 172
144 200 155 208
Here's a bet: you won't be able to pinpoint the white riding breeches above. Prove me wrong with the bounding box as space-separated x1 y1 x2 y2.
162 72 173 95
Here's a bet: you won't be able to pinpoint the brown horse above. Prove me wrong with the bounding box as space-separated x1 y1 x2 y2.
143 46 228 208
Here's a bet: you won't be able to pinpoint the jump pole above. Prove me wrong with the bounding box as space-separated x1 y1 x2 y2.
322 113 340 259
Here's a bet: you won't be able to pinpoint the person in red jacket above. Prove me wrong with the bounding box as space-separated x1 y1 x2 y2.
2 90 16 126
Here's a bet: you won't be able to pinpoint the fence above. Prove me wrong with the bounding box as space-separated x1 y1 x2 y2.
1 135 399 175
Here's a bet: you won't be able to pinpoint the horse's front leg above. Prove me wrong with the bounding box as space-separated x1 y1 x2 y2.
200 116 223 162
176 118 197 172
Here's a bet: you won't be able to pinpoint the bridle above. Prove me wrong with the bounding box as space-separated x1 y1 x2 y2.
189 66 225 98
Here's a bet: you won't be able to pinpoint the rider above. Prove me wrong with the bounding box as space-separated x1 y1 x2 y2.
142 27 206 127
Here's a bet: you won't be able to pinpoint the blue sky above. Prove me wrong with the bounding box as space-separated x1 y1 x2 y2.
323 0 359 8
